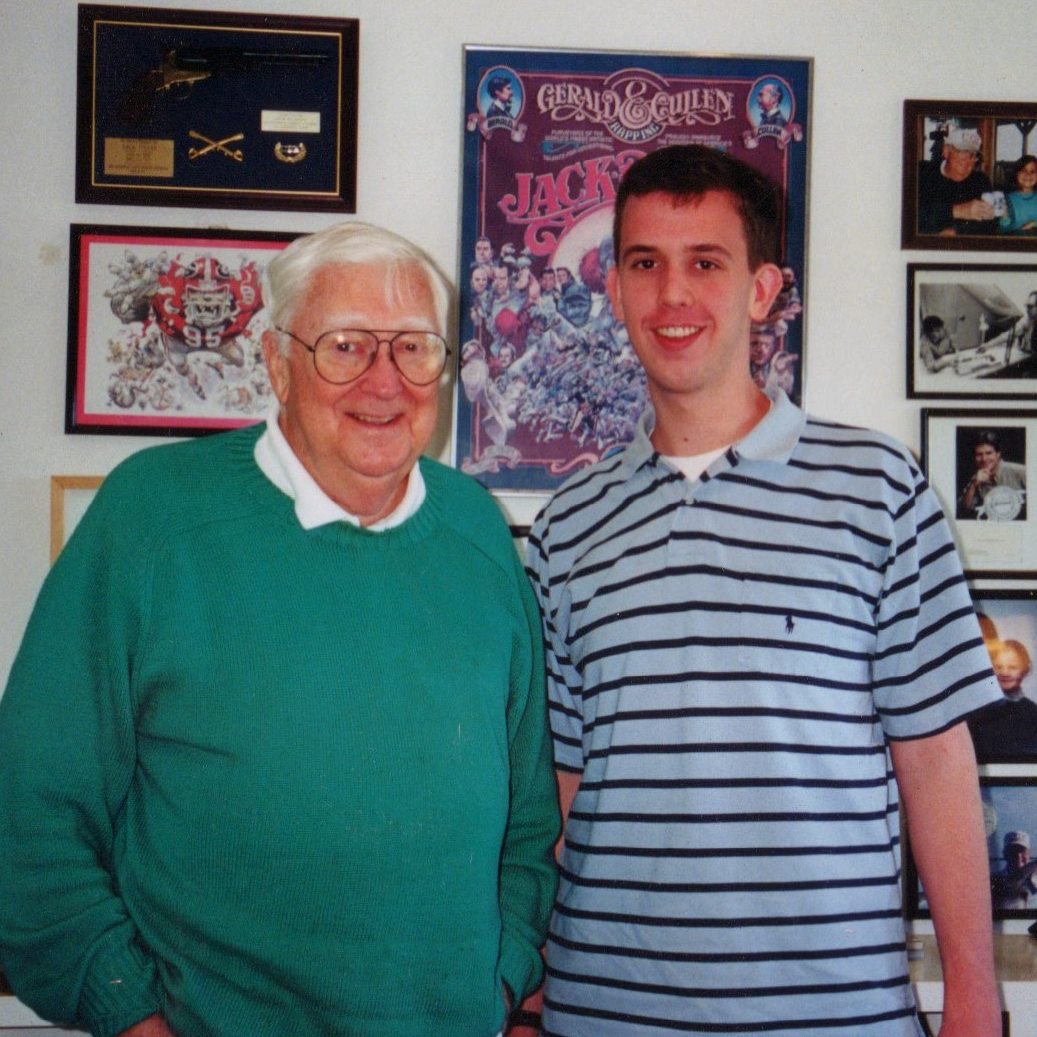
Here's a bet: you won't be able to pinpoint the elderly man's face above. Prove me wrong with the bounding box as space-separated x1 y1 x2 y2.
264 262 440 524
943 144 978 182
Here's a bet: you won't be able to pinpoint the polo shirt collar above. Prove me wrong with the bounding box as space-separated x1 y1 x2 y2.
627 386 806 473
253 410 425 531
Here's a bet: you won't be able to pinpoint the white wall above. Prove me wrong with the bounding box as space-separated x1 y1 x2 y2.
1 0 1030 676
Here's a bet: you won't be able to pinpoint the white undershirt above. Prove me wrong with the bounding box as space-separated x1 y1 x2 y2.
661 446 727 483
253 411 425 531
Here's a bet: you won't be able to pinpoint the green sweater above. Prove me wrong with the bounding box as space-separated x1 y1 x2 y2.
0 426 559 1037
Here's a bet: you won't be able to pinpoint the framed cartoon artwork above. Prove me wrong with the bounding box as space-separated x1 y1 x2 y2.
902 100 1037 252
454 47 812 494
921 408 1036 578
66 223 298 436
907 263 1037 399
75 5 358 212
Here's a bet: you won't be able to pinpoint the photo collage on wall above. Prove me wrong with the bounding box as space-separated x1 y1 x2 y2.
904 100 1037 932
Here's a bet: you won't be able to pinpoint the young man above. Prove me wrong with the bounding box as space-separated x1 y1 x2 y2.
527 145 1001 1037
0 222 558 1037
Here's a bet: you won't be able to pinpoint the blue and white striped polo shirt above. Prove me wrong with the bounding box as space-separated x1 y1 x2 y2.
526 389 999 1036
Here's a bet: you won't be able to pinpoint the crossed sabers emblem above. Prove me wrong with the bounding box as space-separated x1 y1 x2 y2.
187 130 244 162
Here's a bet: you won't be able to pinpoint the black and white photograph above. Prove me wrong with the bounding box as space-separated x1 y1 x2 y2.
903 100 1037 252
968 589 1037 763
908 264 1037 399
922 408 1036 578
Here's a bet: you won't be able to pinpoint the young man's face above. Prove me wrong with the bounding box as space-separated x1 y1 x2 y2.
607 189 781 408
974 442 1002 473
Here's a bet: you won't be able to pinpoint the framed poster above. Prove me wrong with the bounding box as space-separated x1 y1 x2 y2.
967 588 1037 764
76 5 358 212
454 47 812 492
921 408 1036 578
66 223 298 436
902 99 1037 252
907 776 1037 920
907 263 1037 399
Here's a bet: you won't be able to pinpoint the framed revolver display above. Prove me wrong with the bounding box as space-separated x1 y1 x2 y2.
75 5 358 212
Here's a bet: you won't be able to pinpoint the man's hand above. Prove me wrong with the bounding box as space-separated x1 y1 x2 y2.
117 1014 175 1037
952 198 996 222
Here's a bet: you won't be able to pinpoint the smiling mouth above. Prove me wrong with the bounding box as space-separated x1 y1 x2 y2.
351 413 398 426
655 324 703 340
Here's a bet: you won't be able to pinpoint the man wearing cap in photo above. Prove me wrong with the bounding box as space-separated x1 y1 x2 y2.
992 831 1037 911
917 125 997 235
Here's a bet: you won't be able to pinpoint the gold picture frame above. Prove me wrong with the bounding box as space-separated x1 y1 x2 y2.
50 475 104 564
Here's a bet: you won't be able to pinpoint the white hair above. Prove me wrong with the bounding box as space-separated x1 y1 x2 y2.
264 221 452 354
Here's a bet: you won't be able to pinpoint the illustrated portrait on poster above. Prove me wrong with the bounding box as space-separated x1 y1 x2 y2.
455 47 812 493
907 264 1037 399
966 589 1037 764
922 408 1036 578
67 224 297 436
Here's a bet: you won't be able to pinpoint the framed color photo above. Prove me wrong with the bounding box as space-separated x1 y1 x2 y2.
907 777 1037 920
66 223 298 436
907 263 1037 399
902 100 1037 252
921 408 1036 578
967 588 1037 764
76 5 358 212
454 47 812 492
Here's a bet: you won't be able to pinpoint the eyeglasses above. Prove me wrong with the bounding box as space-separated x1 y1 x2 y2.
275 326 450 386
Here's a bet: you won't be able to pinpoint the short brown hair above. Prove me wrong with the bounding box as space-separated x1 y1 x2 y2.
613 145 783 271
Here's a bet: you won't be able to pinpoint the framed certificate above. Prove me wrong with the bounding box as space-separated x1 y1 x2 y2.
75 5 358 212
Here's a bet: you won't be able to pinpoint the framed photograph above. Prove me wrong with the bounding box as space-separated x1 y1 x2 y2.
902 100 1037 252
66 223 298 437
75 5 358 212
907 776 1037 920
967 588 1037 763
907 263 1037 399
454 47 812 492
921 408 1036 578
50 475 104 563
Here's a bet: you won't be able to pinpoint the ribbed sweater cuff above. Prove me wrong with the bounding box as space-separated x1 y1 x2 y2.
78 938 161 1037
499 929 542 1005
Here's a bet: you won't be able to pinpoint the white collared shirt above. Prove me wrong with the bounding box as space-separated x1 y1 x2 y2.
253 410 425 531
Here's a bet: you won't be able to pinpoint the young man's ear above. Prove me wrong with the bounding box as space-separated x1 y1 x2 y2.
749 263 784 323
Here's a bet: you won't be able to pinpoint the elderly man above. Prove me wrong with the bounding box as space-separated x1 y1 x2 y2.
917 126 997 235
0 222 558 1037
527 145 1001 1036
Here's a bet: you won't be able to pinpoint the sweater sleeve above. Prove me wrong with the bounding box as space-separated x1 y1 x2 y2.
0 472 162 1037
496 546 560 1003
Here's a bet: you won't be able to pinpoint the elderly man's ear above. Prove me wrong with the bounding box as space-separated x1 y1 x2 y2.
262 331 290 405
